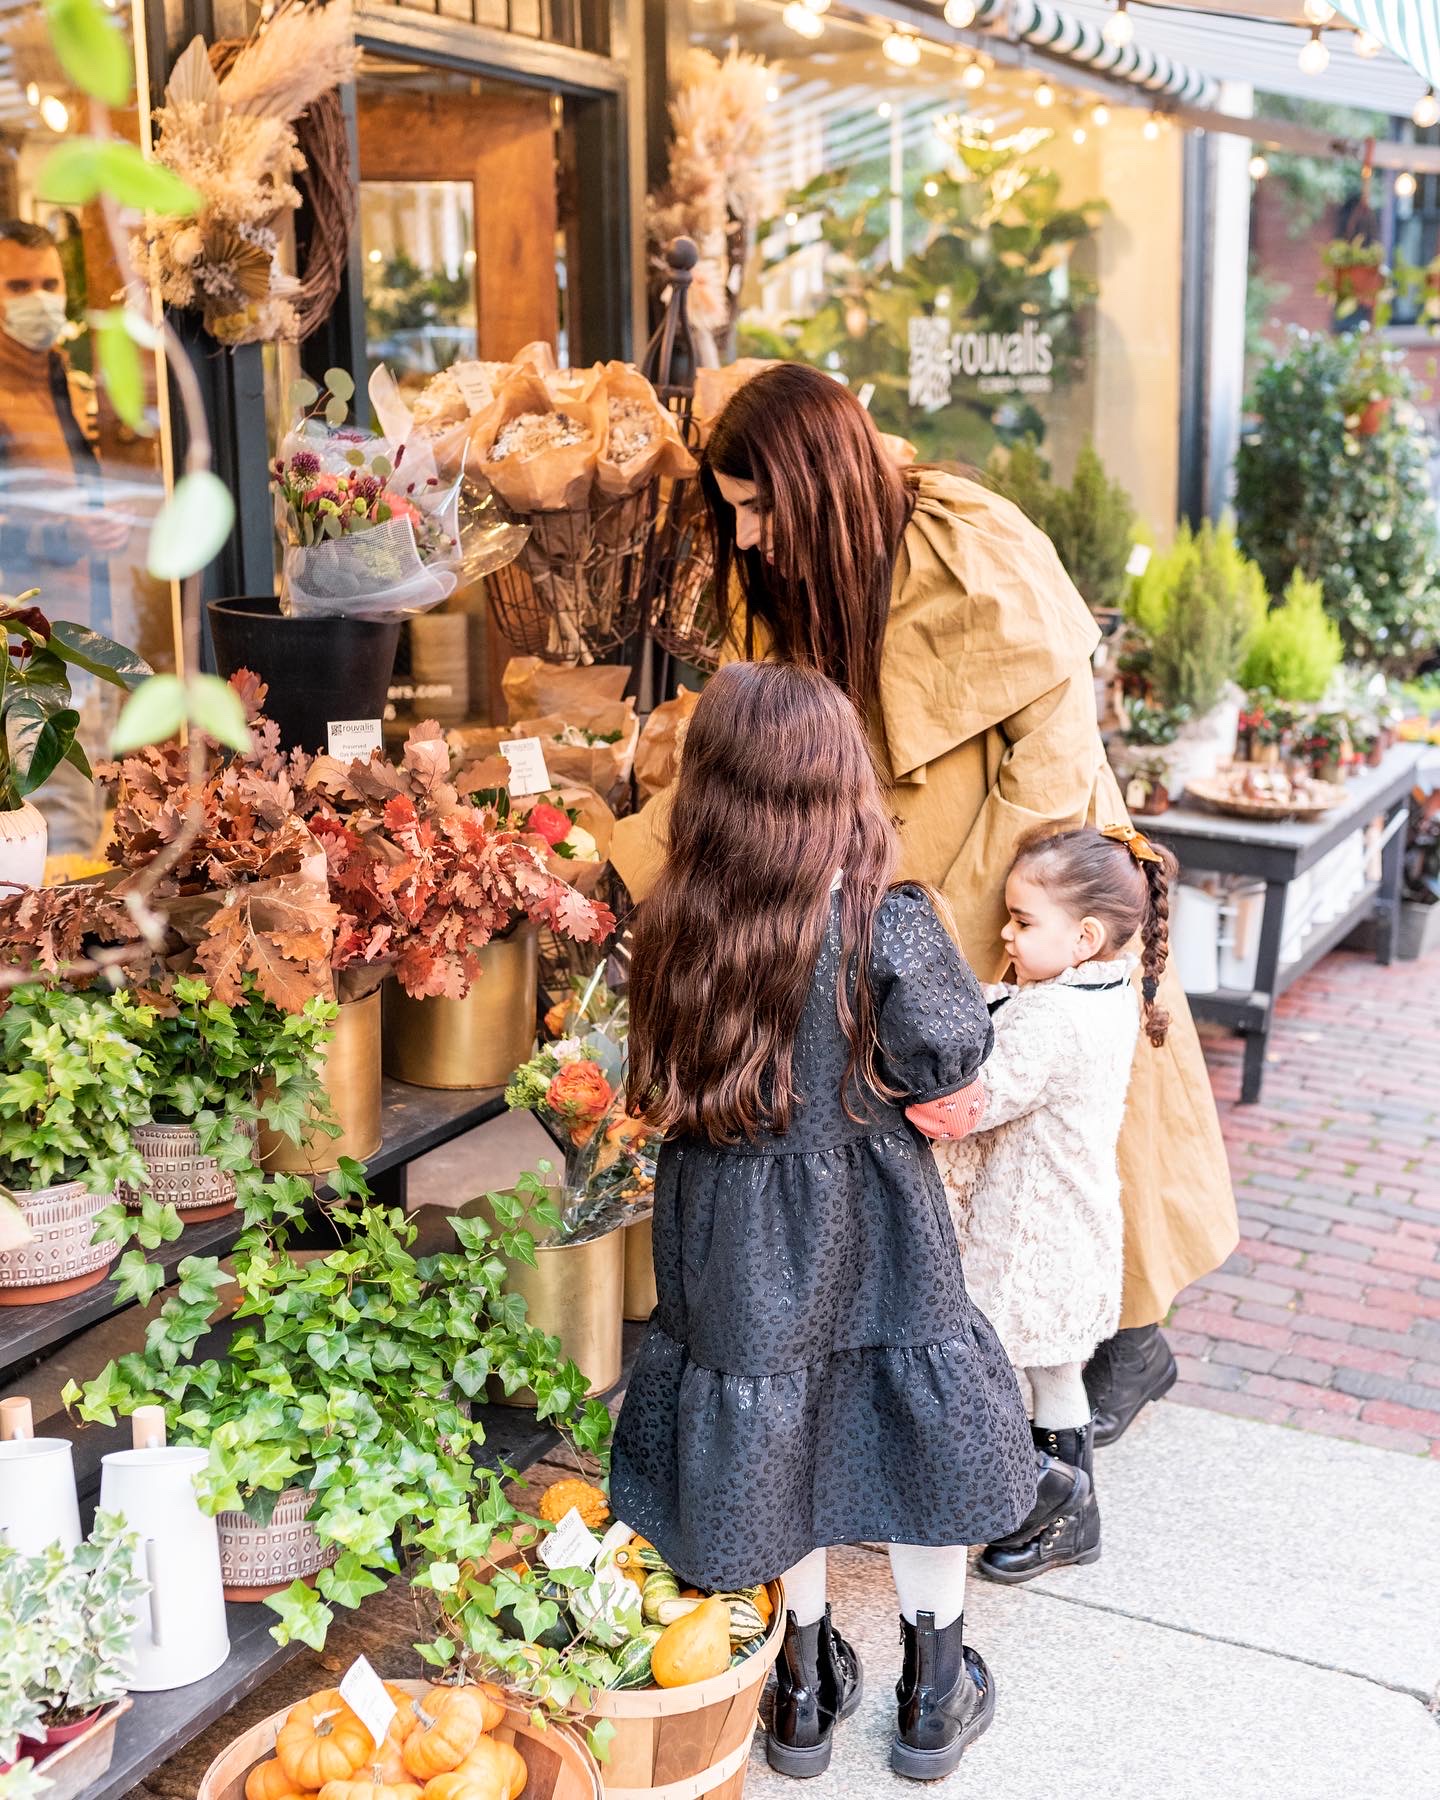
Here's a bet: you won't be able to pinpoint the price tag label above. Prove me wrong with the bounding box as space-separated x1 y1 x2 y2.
454 363 497 415
538 1507 602 1572
499 736 552 798
327 719 384 762
338 1654 397 1751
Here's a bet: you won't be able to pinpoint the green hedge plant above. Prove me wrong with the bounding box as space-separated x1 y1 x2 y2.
1234 330 1440 673
1240 570 1344 702
986 438 1137 612
1128 518 1266 716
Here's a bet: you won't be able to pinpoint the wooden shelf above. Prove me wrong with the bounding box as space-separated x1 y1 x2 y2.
0 1079 506 1385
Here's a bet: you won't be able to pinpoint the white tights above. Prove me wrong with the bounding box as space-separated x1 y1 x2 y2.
780 1544 967 1631
1025 1361 1091 1430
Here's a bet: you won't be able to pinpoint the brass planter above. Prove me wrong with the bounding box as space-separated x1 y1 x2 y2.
382 926 538 1090
622 1215 657 1321
463 1189 623 1402
258 991 382 1175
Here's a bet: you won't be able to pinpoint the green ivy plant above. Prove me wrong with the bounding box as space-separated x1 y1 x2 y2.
1234 330 1440 674
0 1511 145 1733
1128 519 1266 717
64 1163 612 1656
985 439 1137 611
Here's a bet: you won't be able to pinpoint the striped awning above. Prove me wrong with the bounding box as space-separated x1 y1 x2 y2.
1333 2 1440 86
968 0 1218 104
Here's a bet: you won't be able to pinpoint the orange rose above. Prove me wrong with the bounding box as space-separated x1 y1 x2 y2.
545 1058 613 1130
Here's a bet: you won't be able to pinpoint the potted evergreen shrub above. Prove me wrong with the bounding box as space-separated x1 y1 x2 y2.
0 596 149 893
984 439 1138 616
0 986 158 1306
1111 697 1190 816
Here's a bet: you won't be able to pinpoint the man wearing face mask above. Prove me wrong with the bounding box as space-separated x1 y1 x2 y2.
0 218 130 853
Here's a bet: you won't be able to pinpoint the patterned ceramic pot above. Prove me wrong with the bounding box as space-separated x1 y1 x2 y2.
118 1119 257 1223
0 1182 117 1306
216 1486 338 1601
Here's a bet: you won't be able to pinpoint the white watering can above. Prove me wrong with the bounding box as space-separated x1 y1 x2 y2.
98 1408 230 1691
0 1396 82 1555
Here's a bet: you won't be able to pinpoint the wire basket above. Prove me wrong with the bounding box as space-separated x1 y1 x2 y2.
484 482 659 664
645 474 722 672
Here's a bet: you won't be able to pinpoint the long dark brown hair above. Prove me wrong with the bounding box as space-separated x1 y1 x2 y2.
703 364 914 720
626 661 899 1143
1011 825 1180 1048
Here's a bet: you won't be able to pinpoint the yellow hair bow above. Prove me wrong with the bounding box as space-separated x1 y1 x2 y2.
1101 822 1164 865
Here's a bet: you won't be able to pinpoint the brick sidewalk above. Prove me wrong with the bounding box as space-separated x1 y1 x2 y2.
1171 944 1440 1457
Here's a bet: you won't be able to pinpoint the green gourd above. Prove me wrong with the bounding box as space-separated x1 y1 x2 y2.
611 1625 664 1689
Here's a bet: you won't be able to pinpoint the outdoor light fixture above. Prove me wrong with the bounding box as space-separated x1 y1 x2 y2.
38 95 68 132
1354 31 1381 58
961 57 987 88
1102 2 1134 49
1091 103 1110 126
1034 79 1055 108
1143 113 1161 140
883 29 922 66
877 101 892 117
765 83 780 101
782 2 824 38
923 179 940 196
1396 170 1418 200
1297 28 1329 75
24 81 38 106
943 0 977 25
1302 0 1334 22
1414 86 1440 129
802 0 830 14
1249 154 1269 181
1072 124 1087 145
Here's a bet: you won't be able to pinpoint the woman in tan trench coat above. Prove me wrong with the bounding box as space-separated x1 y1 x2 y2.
613 365 1238 1443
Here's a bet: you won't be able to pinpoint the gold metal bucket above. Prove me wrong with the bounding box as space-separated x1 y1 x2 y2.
622 1216 657 1321
462 1187 624 1402
382 926 538 1089
258 990 383 1174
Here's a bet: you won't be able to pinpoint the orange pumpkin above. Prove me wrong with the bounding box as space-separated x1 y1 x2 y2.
383 1686 419 1747
400 1689 496 1781
277 1693 376 1790
317 1768 423 1800
245 1758 313 1800
754 1585 774 1625
651 1595 732 1688
459 1734 527 1800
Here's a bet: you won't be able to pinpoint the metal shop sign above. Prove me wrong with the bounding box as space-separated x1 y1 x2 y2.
907 315 1054 412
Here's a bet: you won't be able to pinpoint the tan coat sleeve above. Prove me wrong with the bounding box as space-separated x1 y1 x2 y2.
609 783 672 904
937 674 1104 980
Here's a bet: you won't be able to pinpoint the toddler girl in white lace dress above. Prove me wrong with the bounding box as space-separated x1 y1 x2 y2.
933 822 1178 1585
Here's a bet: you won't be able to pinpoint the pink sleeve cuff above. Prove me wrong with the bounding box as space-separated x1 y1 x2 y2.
905 1078 986 1140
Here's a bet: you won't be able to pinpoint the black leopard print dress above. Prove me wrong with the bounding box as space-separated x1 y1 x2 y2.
610 885 1037 1589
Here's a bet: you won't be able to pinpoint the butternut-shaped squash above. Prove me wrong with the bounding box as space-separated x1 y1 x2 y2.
277 1693 375 1790
651 1595 732 1688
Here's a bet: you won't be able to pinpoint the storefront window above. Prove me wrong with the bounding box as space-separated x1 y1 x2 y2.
0 7 177 860
673 0 1185 527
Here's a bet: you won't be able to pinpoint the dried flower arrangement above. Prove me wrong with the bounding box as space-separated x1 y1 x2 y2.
133 1 359 345
646 47 772 355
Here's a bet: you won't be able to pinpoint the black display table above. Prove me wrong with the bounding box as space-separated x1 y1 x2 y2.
1144 746 1422 1103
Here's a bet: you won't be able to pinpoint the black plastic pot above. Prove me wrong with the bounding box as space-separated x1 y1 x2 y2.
207 597 401 755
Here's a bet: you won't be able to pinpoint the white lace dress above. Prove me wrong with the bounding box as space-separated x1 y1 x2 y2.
936 956 1141 1369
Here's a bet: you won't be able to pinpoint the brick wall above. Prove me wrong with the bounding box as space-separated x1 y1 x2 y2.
1249 176 1335 346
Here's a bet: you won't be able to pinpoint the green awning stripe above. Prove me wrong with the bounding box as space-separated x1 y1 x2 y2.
970 0 1219 104
1334 1 1440 86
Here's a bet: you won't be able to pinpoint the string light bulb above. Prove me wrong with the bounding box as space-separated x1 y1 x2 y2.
1034 80 1055 108
765 83 780 102
1414 87 1440 129
943 0 977 24
1249 154 1269 181
1092 103 1110 127
1302 0 1334 22
38 95 68 132
877 101 892 117
802 0 830 13
923 179 940 197
24 81 38 106
1103 2 1134 49
1354 31 1381 58
961 57 987 89
1143 113 1161 140
1298 28 1329 76
883 29 922 66
1396 170 1418 200
781 2 823 37
1072 124 1088 145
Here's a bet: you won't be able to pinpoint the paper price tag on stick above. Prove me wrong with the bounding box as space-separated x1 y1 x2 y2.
538 1507 602 1572
499 736 551 797
339 1653 397 1750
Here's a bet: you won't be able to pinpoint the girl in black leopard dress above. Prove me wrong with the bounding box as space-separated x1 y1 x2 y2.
610 662 1038 1782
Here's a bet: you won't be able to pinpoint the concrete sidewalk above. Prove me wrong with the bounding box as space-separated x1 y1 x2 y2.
741 1401 1440 1800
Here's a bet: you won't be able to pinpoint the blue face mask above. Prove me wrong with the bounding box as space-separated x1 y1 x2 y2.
3 290 67 351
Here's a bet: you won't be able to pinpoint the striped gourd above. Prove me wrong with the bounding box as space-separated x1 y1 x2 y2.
719 1591 767 1644
611 1624 664 1689
642 1569 702 1625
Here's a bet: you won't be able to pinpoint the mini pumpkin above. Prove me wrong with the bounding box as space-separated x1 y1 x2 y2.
425 1735 527 1800
245 1758 312 1800
317 1768 423 1800
651 1595 732 1688
383 1686 419 1747
536 1478 608 1529
277 1693 375 1790
401 1688 500 1781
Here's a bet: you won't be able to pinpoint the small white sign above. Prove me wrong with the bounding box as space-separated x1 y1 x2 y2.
454 363 498 415
328 718 384 762
539 1507 602 1572
499 735 552 797
338 1653 397 1750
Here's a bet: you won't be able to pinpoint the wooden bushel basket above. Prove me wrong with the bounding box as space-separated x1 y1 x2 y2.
583 1582 784 1800
196 1681 601 1800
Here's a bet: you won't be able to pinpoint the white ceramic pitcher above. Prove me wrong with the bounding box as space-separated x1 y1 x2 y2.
0 1438 83 1554
98 1446 230 1690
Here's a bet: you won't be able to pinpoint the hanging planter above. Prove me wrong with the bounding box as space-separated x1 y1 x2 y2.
1319 237 1390 319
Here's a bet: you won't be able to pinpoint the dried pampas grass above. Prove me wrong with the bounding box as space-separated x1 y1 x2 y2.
219 0 359 122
